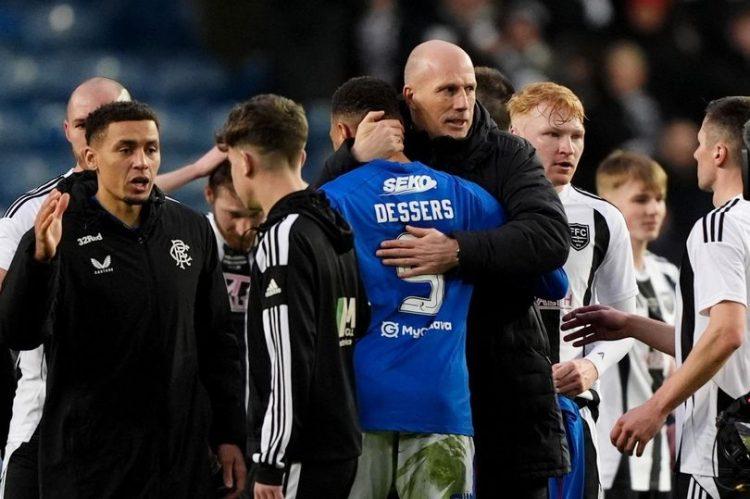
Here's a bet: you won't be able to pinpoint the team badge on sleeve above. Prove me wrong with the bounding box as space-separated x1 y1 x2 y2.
569 223 590 251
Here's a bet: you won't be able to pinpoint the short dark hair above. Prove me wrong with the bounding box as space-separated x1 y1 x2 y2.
216 94 307 164
208 159 234 191
704 97 750 163
475 66 515 131
331 76 401 124
85 101 159 145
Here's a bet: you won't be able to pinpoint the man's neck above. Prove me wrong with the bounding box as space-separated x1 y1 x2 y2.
711 172 743 207
631 238 648 271
256 171 308 216
95 190 143 228
388 151 410 163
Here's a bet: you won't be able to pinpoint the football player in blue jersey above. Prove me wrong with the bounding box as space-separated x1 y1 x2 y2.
320 76 567 499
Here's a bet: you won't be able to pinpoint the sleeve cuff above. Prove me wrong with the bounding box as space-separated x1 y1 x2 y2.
452 231 478 276
210 410 246 450
23 243 57 282
698 293 748 317
585 354 605 379
254 463 285 486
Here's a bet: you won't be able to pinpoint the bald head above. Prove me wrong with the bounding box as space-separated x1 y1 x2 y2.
65 77 131 168
404 40 474 86
66 77 131 120
402 40 477 139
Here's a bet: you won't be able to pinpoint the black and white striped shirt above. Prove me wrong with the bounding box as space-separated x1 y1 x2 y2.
598 251 678 492
539 184 638 376
675 196 750 480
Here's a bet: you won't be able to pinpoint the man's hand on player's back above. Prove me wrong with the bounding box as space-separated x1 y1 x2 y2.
33 189 69 263
377 225 459 277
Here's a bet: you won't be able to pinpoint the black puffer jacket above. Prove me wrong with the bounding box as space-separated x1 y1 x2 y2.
317 103 571 484
0 172 244 498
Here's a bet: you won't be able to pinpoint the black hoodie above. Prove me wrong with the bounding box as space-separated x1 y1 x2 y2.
316 103 572 483
246 189 369 485
0 171 244 498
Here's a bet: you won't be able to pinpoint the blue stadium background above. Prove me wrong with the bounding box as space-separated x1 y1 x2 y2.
0 0 341 212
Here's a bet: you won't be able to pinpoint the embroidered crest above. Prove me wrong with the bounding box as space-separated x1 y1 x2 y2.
170 240 192 269
569 223 590 251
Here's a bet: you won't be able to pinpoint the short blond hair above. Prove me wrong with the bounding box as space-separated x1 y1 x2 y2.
507 82 585 124
596 150 668 198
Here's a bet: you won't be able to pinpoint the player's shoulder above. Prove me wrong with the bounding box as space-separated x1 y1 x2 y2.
162 196 214 237
254 213 305 272
645 251 679 278
164 195 198 219
695 197 750 244
3 171 71 218
569 185 626 226
322 160 395 194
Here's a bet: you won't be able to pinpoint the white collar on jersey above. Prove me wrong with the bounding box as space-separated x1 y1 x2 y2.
557 183 573 200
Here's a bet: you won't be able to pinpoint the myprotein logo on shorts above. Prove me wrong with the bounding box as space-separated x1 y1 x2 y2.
382 175 437 195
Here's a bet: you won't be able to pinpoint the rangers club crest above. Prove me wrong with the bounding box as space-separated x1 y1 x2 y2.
569 223 590 251
170 239 192 269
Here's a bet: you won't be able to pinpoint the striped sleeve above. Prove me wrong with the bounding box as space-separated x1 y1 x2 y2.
701 198 740 243
692 209 747 315
0 197 45 271
3 175 63 218
0 174 66 270
252 214 315 486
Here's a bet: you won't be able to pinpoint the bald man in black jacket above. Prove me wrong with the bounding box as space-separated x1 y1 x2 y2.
317 40 571 497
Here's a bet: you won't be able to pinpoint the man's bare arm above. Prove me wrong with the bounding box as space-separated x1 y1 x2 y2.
610 301 745 456
562 305 676 356
651 301 744 415
155 147 226 194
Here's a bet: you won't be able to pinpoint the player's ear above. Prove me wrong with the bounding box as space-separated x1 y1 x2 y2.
297 149 307 170
83 147 97 171
204 184 215 205
337 122 353 141
715 142 728 167
403 85 415 108
241 150 256 178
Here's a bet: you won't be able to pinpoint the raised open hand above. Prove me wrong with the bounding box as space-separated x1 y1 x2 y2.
34 189 70 263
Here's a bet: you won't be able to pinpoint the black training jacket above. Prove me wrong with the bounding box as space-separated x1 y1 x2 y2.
247 189 368 486
0 172 244 498
316 102 572 483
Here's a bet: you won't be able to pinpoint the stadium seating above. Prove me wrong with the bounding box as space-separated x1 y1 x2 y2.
0 0 327 212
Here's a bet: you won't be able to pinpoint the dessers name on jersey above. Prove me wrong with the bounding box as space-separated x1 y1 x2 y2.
374 199 455 224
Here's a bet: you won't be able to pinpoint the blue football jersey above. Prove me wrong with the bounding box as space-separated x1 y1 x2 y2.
320 159 503 435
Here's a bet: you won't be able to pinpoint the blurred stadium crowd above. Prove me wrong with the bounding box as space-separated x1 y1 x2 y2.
1 0 749 263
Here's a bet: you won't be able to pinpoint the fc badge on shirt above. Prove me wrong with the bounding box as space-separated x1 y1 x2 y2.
569 223 590 251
